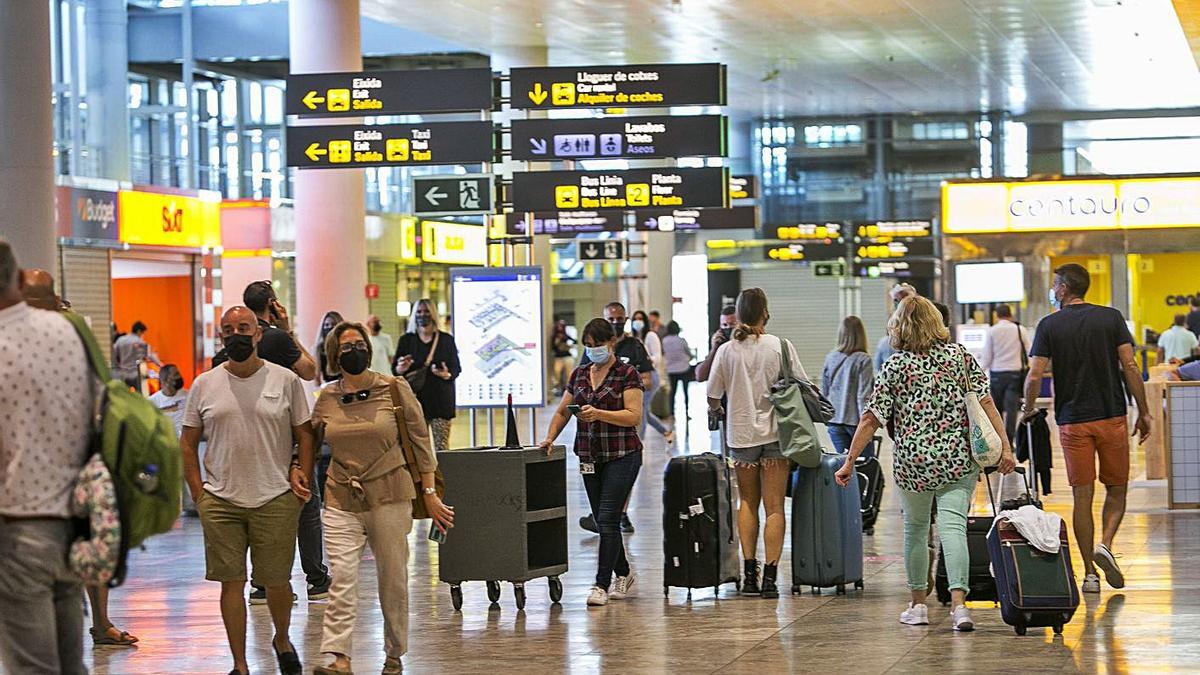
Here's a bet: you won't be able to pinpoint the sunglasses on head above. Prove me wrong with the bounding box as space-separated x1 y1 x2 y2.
340 390 370 404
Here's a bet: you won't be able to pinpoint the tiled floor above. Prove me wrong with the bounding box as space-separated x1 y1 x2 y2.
81 390 1200 674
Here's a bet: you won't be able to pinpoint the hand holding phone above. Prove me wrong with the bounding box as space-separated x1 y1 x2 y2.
428 522 447 543
567 404 582 417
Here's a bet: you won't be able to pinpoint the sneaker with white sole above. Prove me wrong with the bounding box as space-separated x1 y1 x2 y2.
899 602 929 625
950 605 975 632
586 586 609 607
1093 544 1126 589
610 571 637 600
1081 573 1102 593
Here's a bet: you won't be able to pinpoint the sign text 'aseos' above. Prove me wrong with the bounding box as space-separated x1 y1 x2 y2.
510 115 726 161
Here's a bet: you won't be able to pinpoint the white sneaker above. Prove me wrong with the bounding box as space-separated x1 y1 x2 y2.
1081 573 1102 593
586 586 609 607
951 605 975 632
899 602 929 625
1094 544 1126 589
610 570 637 600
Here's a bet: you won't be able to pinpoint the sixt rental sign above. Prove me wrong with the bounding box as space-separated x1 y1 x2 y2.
509 63 726 110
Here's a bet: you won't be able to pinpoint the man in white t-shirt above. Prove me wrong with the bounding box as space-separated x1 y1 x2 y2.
1158 314 1199 363
181 306 314 675
149 363 188 436
366 314 394 374
981 303 1032 443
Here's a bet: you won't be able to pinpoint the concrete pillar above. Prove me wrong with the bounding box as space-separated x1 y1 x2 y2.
84 0 130 181
288 0 367 342
0 2 55 270
1026 123 1064 175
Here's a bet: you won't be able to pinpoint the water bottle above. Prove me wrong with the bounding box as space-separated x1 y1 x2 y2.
135 463 159 494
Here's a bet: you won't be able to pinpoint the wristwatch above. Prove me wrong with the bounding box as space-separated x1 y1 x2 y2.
423 487 438 496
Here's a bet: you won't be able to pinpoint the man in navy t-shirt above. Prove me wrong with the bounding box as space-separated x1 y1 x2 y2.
1023 263 1150 596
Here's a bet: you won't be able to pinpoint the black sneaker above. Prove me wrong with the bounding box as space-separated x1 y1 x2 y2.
273 639 302 675
741 559 761 596
761 563 780 599
308 575 332 601
579 514 598 534
620 513 635 534
249 587 297 606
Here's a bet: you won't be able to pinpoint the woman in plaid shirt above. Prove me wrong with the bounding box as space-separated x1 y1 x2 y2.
540 318 645 607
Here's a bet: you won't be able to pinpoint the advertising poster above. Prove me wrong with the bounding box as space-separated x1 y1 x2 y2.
451 266 545 407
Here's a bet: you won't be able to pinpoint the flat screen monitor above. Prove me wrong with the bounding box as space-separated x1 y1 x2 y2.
955 262 1025 304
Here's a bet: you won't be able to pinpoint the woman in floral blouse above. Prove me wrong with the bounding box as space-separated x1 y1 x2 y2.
835 296 1015 632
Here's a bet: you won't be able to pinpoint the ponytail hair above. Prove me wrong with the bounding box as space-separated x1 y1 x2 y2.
733 287 769 341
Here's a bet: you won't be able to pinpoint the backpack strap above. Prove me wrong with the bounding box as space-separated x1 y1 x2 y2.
62 311 113 382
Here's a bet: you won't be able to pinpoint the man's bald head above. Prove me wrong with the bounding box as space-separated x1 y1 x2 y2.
221 305 258 329
22 269 59 311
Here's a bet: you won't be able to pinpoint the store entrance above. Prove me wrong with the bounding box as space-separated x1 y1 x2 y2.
111 253 198 390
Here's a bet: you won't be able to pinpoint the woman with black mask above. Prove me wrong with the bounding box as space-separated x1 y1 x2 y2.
393 299 461 453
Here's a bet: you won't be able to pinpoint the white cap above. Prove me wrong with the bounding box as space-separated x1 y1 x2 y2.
890 283 918 300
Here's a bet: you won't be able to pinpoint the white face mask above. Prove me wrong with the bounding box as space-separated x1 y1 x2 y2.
631 320 645 333
1048 287 1061 310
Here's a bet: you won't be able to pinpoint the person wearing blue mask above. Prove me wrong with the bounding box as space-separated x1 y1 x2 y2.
540 318 645 606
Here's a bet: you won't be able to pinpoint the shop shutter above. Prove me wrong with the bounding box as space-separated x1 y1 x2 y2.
60 247 113 364
368 261 401 338
740 268 842 378
858 277 893 359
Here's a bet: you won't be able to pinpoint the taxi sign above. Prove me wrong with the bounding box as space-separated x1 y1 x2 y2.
286 121 494 169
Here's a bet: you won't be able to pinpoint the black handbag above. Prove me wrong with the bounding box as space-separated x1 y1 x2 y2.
402 332 439 393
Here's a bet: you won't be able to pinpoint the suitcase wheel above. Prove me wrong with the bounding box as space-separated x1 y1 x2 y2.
1053 624 1063 635
836 585 846 595
1014 625 1027 636
486 580 501 604
791 585 800 595
513 583 526 610
548 577 563 604
450 584 463 611
854 580 864 590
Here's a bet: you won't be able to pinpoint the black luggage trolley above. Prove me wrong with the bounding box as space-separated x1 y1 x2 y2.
436 445 568 610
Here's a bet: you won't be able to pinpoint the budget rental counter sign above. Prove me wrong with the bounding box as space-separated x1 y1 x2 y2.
942 176 1200 233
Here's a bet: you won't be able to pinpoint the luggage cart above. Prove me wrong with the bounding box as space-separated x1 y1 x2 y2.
436 445 568 610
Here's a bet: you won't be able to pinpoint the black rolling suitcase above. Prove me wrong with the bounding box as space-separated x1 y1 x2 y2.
663 450 740 599
934 514 996 605
855 447 884 535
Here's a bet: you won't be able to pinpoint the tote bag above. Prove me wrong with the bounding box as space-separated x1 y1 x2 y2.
768 339 823 468
960 348 1003 469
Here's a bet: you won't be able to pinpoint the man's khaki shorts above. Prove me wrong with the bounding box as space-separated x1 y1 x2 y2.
197 490 303 585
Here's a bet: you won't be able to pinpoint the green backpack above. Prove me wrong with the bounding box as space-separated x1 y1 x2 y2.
64 312 182 586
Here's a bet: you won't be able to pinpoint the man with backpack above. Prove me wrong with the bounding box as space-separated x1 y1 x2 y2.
0 241 92 674
181 306 316 675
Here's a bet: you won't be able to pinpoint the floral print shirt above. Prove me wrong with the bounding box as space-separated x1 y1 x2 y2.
869 341 989 493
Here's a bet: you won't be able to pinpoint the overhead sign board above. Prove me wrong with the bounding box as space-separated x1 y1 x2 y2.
775 222 845 242
117 189 222 249
509 63 726 110
854 220 932 239
634 206 757 232
422 220 487 266
285 68 494 117
814 262 846 277
507 210 626 236
451 266 545 407
764 242 846 262
287 121 494 169
854 239 936 260
414 175 494 216
852 259 941 278
730 175 757 200
511 167 728 212
579 239 626 262
942 177 1200 234
510 115 726 161
57 186 119 241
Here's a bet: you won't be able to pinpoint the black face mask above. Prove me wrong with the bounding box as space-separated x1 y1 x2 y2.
171 377 184 389
415 316 432 328
339 347 370 375
719 327 733 341
369 322 381 333
610 319 627 335
225 334 256 362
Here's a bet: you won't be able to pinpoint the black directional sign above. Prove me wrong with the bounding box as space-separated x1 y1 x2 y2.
764 242 846 262
578 239 626 262
287 122 494 169
414 175 494 216
634 206 757 232
852 259 941 278
286 68 494 117
511 167 728 212
510 63 726 110
507 211 626 235
510 115 726 161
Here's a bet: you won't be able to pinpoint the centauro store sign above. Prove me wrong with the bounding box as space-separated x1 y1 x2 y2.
942 177 1200 234
117 190 222 248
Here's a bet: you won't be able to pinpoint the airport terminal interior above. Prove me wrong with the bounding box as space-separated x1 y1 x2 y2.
3 0 1200 673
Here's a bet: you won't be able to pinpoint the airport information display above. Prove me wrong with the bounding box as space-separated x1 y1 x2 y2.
451 267 545 408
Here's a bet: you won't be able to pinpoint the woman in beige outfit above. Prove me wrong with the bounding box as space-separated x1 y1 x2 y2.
312 322 454 675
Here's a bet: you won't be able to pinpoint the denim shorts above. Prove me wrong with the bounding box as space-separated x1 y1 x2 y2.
729 441 784 465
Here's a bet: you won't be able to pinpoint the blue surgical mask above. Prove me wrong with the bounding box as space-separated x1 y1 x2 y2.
631 320 645 333
1048 287 1061 310
586 345 611 365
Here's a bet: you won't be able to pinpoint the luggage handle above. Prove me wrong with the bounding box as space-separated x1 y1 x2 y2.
984 465 1027 518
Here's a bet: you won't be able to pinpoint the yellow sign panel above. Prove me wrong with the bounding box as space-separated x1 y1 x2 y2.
555 185 580 209
118 190 221 248
421 220 486 266
399 217 419 261
551 82 576 106
943 177 1200 234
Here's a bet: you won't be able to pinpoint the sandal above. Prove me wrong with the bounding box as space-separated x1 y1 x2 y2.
382 656 403 674
90 625 138 646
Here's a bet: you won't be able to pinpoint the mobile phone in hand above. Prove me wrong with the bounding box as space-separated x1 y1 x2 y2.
428 522 447 544
567 404 582 416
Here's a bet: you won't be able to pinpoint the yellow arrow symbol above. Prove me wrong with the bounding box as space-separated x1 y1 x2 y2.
302 90 326 110
528 83 548 105
305 143 328 162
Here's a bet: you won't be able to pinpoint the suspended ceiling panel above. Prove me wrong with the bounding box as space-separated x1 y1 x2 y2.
362 0 1200 116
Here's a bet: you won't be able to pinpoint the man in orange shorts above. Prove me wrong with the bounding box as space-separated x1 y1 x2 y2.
1023 264 1151 594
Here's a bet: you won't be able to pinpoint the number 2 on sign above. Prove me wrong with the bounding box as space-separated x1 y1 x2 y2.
626 183 650 207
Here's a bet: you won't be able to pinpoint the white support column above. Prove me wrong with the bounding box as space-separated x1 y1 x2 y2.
288 0 368 343
0 1 55 270
85 0 130 181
